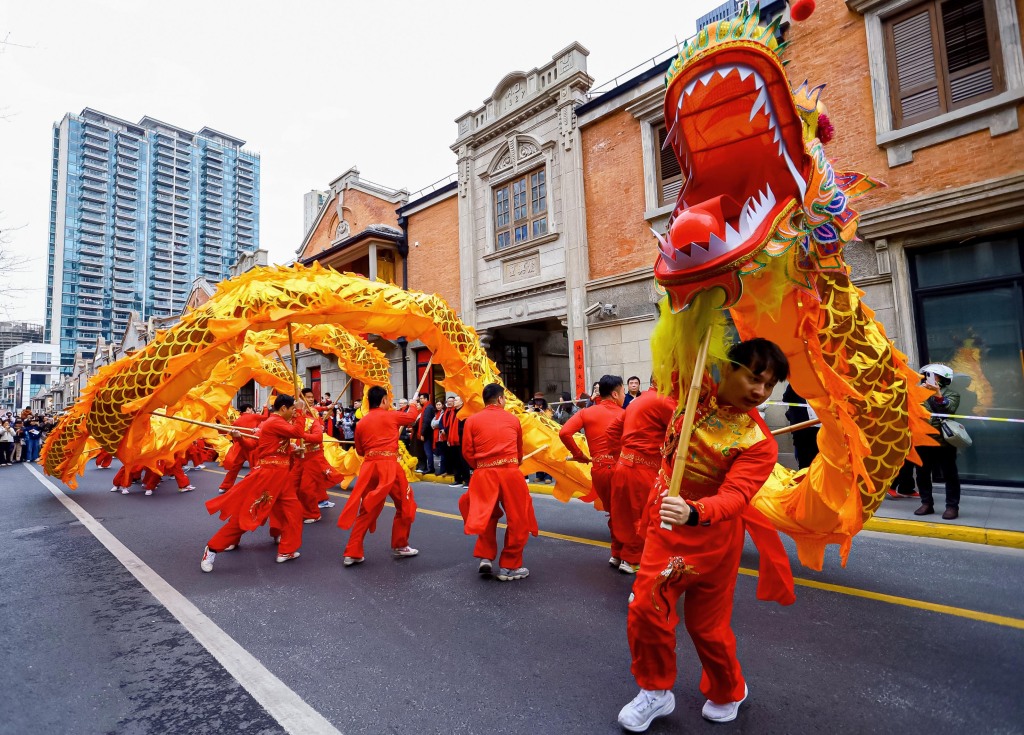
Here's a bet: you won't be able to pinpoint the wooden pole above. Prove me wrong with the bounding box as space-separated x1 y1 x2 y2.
286 324 302 402
148 412 257 437
524 444 548 460
770 418 821 436
662 326 714 529
413 357 435 399
337 375 354 402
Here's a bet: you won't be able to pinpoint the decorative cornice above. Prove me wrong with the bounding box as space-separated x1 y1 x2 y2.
586 265 655 290
857 173 1024 240
481 232 559 262
475 278 565 308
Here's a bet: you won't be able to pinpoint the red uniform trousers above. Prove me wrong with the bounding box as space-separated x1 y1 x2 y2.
218 442 250 490
627 517 747 702
458 465 537 569
143 461 189 491
609 459 659 565
292 450 341 520
338 459 416 558
95 451 113 468
112 465 143 488
592 461 619 558
206 465 303 555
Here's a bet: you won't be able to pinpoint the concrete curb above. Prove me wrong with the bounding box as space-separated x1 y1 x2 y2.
416 474 1024 551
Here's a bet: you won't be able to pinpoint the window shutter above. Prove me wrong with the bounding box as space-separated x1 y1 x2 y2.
941 0 995 104
657 126 683 206
891 8 942 124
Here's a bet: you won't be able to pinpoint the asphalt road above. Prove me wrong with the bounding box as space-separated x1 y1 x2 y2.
2 461 1023 735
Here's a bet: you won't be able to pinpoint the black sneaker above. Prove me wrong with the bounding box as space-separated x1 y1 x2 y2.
478 558 492 575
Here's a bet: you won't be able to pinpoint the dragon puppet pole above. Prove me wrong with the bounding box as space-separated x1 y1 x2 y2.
337 375 354 401
413 357 435 398
521 444 550 462
286 324 302 401
661 325 714 530
148 412 258 437
771 417 822 436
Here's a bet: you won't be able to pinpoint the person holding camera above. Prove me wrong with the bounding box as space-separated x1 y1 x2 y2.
909 364 963 520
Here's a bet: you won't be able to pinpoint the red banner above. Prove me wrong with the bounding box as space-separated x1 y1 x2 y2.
573 339 586 398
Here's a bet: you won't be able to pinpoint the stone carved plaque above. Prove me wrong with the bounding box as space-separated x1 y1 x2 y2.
503 254 540 283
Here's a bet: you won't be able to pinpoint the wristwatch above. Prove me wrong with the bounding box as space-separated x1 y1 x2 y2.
685 504 699 526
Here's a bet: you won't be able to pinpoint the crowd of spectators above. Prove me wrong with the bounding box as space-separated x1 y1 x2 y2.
0 409 56 466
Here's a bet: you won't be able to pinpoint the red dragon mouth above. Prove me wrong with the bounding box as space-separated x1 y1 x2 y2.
654 45 809 308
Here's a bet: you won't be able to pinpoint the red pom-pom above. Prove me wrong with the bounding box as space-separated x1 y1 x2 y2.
817 113 834 144
790 0 816 21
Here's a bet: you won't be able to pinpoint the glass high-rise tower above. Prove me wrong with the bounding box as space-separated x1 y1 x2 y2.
45 108 260 370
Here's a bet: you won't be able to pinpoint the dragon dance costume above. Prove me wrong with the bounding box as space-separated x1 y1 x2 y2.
458 403 538 570
338 403 420 559
205 413 322 556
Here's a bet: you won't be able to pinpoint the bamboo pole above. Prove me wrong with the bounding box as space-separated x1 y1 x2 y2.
662 326 714 529
521 444 549 462
148 412 257 437
413 357 435 399
286 324 302 402
770 418 821 436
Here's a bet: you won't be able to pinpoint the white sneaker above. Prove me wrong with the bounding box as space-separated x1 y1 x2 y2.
343 556 364 566
478 558 492 575
179 485 196 493
619 560 639 574
496 566 529 581
200 546 216 572
144 489 153 496
276 551 301 563
609 556 621 567
392 546 419 558
317 500 335 509
109 486 119 492
121 488 129 495
303 516 321 524
702 684 748 723
617 689 675 732
195 464 206 470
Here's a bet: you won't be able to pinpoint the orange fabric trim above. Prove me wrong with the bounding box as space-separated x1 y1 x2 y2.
476 457 518 469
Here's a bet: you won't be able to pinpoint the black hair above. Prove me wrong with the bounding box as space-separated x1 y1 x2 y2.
301 387 315 397
598 374 624 397
482 383 504 404
367 385 388 408
560 391 572 402
239 403 254 413
273 395 295 411
728 338 789 382
627 375 641 384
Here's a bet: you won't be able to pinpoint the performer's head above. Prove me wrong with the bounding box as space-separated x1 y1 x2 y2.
599 374 626 406
273 394 296 419
367 385 388 409
301 388 315 404
482 383 505 406
239 403 254 414
719 338 789 412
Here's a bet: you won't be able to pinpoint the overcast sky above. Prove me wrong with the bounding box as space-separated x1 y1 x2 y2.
1 0 705 325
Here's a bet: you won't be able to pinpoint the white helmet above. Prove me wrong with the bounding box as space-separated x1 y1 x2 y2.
921 363 953 381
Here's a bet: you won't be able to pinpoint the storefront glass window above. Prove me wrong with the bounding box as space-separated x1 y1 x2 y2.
912 234 1024 485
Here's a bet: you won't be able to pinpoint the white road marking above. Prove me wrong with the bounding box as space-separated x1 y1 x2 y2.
28 465 343 735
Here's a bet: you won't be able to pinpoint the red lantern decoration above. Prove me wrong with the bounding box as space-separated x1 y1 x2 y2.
790 0 816 21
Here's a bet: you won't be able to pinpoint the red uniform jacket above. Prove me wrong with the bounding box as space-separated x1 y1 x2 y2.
461 404 537 536
206 412 321 530
559 400 624 467
338 404 420 530
607 389 676 468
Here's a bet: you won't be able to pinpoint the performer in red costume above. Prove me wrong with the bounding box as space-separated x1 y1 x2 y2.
458 383 538 581
110 463 144 494
94 450 113 469
558 374 626 566
606 381 676 574
617 339 796 732
200 395 322 572
141 456 194 496
338 385 420 566
217 403 269 494
292 387 342 523
184 438 217 470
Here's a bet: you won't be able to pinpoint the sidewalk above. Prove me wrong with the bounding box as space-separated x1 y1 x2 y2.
869 486 1024 549
418 471 1024 550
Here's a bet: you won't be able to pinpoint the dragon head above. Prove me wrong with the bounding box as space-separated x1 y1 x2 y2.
654 4 853 310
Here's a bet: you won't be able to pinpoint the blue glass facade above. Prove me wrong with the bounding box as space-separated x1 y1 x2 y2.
45 109 260 370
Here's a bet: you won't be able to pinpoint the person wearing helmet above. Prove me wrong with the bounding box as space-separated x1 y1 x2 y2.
897 363 962 520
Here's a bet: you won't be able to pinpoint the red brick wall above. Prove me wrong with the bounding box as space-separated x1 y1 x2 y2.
582 108 650 280
343 188 400 232
406 194 461 313
784 0 1024 209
